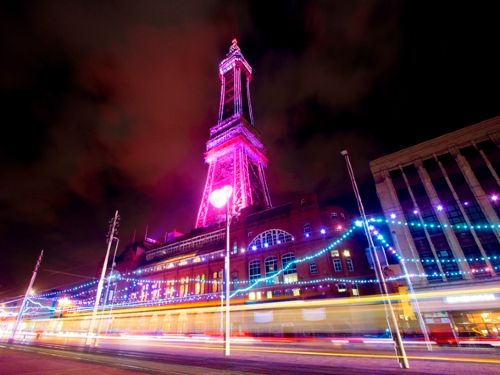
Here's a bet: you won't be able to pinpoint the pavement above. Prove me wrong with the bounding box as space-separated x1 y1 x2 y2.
1 341 500 375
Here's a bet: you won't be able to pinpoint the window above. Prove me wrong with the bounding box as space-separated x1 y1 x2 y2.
232 272 238 290
343 249 351 257
293 288 301 296
200 274 205 294
303 223 311 237
265 256 278 284
249 260 261 283
333 259 342 272
331 212 338 219
195 275 201 295
282 252 298 283
180 277 189 297
346 259 354 272
331 249 340 257
266 291 273 299
337 283 347 292
309 262 318 274
352 284 359 296
248 229 294 250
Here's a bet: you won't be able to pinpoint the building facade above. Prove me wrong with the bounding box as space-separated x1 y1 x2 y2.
114 194 373 307
370 117 500 339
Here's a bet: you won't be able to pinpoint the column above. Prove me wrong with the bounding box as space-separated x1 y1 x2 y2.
434 154 496 276
373 170 428 284
451 148 500 242
400 166 447 281
415 160 472 277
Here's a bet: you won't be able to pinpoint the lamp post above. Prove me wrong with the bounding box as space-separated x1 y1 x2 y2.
86 210 120 346
341 150 409 369
209 185 232 356
391 230 432 351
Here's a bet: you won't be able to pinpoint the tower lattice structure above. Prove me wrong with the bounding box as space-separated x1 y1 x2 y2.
196 40 272 228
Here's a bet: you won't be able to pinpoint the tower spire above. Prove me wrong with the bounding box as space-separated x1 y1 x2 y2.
218 39 254 125
195 41 272 228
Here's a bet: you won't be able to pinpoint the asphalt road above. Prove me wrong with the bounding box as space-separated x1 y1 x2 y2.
1 338 499 375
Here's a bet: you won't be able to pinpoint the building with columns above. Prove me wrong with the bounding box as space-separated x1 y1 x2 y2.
370 117 500 339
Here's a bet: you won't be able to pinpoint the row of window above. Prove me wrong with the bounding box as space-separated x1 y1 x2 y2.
249 253 298 284
248 283 359 301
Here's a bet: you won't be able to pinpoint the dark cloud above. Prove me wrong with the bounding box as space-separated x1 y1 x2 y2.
1 1 499 297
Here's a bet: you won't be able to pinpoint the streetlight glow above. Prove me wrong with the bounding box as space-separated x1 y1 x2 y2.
209 186 233 208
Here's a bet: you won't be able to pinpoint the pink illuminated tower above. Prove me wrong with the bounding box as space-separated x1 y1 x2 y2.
195 39 272 228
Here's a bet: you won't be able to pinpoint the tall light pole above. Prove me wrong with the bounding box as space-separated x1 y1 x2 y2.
9 250 43 344
86 210 120 346
209 185 232 356
391 230 432 351
341 150 409 369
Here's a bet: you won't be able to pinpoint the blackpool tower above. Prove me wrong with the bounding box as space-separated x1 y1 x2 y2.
195 40 272 228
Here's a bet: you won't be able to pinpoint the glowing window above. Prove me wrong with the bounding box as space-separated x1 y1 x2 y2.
282 252 298 283
248 229 293 251
249 292 256 300
343 249 351 257
249 260 261 283
337 283 347 292
266 291 273 299
212 272 219 293
331 250 340 257
293 288 300 296
265 256 278 285
195 275 201 295
352 284 359 296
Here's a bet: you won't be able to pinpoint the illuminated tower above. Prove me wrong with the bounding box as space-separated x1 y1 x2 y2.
196 39 272 228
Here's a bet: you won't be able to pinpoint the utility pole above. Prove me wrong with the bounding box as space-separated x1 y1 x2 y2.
86 210 120 346
9 250 44 344
341 150 409 369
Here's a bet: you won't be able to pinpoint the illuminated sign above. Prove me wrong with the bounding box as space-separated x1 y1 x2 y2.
444 294 496 304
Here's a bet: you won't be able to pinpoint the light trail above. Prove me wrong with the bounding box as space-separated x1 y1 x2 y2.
87 338 500 365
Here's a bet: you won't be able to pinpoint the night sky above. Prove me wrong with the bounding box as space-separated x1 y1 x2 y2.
1 1 499 298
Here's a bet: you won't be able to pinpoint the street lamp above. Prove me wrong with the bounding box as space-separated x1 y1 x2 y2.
391 230 432 351
209 185 232 356
341 150 409 369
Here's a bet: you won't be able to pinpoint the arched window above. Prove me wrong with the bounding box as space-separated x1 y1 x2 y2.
248 229 293 251
265 256 278 285
249 260 261 283
282 252 298 283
